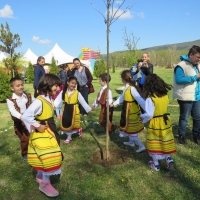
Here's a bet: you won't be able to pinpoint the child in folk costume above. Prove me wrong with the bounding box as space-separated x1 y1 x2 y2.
91 73 116 133
111 70 146 153
6 77 35 161
141 74 176 171
54 76 92 144
22 74 63 197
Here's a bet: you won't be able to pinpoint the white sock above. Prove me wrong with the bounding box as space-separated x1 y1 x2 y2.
130 134 144 147
127 136 134 143
66 131 72 140
37 170 42 177
42 174 50 182
152 157 159 166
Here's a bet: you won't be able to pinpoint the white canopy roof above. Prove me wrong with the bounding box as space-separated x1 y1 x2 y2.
22 48 38 65
43 43 75 65
0 51 8 61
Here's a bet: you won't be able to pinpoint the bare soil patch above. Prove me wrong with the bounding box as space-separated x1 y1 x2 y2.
91 148 130 167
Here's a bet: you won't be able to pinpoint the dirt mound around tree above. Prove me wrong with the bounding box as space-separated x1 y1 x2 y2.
91 148 131 167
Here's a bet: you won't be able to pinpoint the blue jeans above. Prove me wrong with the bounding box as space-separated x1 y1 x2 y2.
79 86 89 115
177 100 200 137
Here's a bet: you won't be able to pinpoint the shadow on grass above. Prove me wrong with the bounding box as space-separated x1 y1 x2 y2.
84 121 200 199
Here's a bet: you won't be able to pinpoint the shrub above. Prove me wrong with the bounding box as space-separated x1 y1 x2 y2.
26 62 34 83
93 56 106 78
49 56 59 75
0 70 12 102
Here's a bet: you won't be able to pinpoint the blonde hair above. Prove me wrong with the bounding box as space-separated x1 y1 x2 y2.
142 52 150 62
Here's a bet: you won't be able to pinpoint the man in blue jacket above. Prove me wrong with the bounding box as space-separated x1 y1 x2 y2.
173 45 200 145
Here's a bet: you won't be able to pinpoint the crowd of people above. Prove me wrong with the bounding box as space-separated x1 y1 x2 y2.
6 45 200 197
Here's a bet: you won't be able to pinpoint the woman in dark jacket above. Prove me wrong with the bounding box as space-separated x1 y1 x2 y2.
33 56 45 97
70 58 93 116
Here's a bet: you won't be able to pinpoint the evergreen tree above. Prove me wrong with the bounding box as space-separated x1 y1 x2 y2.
112 63 115 73
0 69 11 102
93 56 106 78
26 62 34 83
49 56 59 75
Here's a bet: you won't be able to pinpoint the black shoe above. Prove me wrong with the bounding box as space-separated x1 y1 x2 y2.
178 135 186 145
193 135 200 146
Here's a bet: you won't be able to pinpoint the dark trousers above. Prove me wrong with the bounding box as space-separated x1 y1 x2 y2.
177 100 200 137
13 123 29 157
99 107 115 132
79 86 89 115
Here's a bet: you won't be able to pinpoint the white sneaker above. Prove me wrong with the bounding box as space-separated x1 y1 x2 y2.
136 145 146 153
123 141 135 147
119 131 128 138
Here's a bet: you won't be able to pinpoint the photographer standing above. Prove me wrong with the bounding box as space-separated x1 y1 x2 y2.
130 52 153 91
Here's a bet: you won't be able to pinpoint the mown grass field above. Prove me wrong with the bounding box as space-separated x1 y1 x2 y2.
0 68 199 200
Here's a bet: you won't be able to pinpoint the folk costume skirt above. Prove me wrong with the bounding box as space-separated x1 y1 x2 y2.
27 118 62 172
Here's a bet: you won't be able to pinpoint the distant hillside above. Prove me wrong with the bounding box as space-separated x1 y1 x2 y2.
141 39 200 51
102 39 200 59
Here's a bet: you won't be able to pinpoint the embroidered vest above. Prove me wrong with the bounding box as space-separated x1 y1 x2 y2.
8 92 32 121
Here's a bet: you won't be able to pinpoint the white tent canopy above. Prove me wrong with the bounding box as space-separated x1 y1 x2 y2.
43 43 75 65
0 51 8 61
22 48 38 65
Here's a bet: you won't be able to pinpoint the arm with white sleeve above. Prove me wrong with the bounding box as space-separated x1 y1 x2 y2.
22 99 43 133
130 87 146 111
113 92 124 106
78 92 92 113
92 94 99 108
6 99 22 119
140 98 155 123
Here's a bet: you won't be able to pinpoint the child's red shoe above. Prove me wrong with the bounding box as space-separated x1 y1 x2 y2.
63 138 72 145
39 181 59 197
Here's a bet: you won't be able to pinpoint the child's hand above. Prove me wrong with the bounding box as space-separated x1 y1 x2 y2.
91 105 95 110
110 103 114 107
36 124 48 133
138 62 143 69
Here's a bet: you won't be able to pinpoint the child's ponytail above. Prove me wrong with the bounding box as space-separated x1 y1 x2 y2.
121 70 140 93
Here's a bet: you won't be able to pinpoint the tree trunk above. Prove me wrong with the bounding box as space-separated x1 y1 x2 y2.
106 0 110 161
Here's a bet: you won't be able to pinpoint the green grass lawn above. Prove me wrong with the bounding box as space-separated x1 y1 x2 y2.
0 68 199 200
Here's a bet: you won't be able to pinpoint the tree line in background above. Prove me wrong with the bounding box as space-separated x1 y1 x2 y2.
0 21 190 101
104 47 187 69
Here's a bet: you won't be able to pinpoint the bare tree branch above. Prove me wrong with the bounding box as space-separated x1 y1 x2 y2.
110 4 135 25
110 0 126 22
88 0 106 21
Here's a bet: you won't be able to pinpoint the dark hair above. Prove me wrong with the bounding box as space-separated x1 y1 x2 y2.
37 74 61 95
62 76 78 100
73 58 81 64
37 56 45 64
188 45 200 56
137 59 143 64
60 64 68 70
142 74 172 99
10 77 23 86
121 70 139 91
99 73 111 83
63 63 68 69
